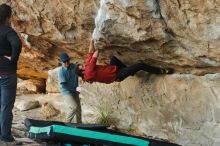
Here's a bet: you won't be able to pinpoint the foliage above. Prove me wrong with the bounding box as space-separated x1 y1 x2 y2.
95 104 117 126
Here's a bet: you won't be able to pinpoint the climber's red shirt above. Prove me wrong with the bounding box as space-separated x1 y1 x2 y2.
83 53 117 84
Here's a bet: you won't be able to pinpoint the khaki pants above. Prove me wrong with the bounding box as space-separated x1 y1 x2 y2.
63 94 81 123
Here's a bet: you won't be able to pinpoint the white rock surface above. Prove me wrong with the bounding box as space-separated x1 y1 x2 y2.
2 0 220 145
15 98 40 111
80 73 220 146
46 67 61 93
93 0 220 75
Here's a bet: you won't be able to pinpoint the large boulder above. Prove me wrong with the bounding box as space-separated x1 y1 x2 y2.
93 0 220 75
17 79 46 94
3 0 220 145
80 73 220 146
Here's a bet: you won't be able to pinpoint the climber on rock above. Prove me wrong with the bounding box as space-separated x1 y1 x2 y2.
75 40 174 84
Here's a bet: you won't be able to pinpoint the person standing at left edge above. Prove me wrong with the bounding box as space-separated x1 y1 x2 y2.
0 3 22 144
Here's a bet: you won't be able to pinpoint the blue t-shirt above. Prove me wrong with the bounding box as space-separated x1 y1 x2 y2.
58 63 79 96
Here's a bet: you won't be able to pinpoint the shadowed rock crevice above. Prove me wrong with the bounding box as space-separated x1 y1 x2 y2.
146 0 163 19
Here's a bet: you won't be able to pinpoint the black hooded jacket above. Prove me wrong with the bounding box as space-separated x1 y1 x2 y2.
0 24 21 73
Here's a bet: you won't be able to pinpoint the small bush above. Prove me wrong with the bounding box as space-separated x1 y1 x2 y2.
95 106 117 126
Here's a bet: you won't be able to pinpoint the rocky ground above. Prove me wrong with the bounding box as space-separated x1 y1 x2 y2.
12 93 179 146
12 94 63 146
13 107 45 146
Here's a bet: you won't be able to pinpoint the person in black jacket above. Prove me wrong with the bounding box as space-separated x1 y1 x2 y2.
0 4 22 144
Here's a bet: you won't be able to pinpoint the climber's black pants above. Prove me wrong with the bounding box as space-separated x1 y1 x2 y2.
110 56 162 81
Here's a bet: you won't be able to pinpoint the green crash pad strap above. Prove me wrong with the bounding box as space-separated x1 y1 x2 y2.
29 125 149 146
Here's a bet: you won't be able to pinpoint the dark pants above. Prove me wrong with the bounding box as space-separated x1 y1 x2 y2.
0 74 17 142
110 56 162 81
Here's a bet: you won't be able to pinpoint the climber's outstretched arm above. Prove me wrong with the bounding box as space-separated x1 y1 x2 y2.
88 39 95 53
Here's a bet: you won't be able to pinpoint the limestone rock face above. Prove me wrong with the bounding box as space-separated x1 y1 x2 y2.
4 0 220 77
80 73 220 146
2 0 220 145
17 79 46 94
46 67 61 93
93 0 220 75
2 0 99 79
